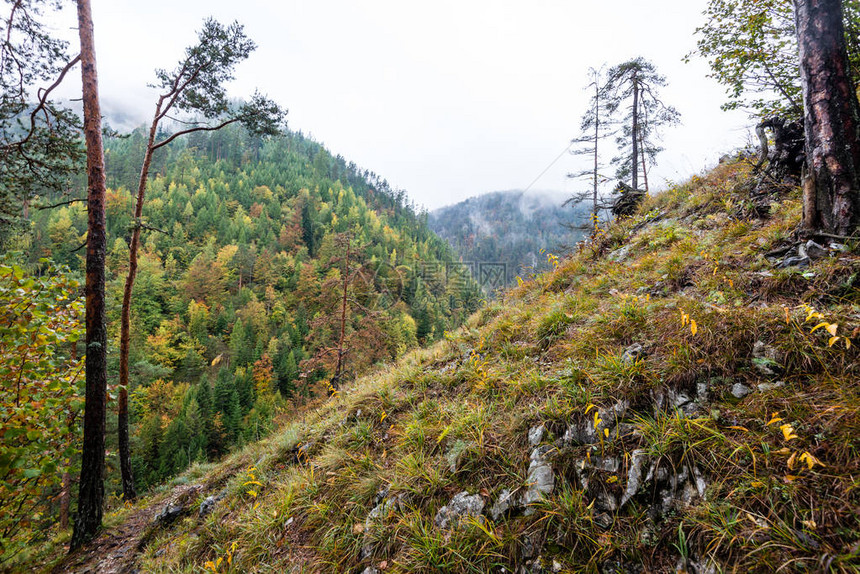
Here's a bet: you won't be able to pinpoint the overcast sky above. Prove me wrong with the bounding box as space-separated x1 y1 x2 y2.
49 0 753 210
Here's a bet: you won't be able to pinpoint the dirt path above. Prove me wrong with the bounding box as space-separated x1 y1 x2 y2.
52 484 202 574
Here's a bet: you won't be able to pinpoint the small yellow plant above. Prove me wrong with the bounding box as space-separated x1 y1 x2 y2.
793 304 853 349
243 466 263 510
766 412 825 479
204 541 237 572
679 310 698 336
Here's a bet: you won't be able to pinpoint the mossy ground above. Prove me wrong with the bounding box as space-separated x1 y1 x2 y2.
48 161 860 573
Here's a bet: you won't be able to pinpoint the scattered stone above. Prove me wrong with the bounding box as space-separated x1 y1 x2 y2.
620 449 650 507
373 486 390 506
361 568 379 574
594 512 613 529
602 559 645 574
198 491 227 519
564 399 629 445
285 516 294 528
528 425 546 446
731 383 752 399
801 240 828 260
363 494 403 558
756 381 785 392
621 343 645 363
522 447 555 514
154 503 184 526
752 341 782 375
490 488 516 521
829 242 848 252
608 245 632 263
677 557 719 574
696 382 709 404
521 534 537 559
777 255 810 269
552 559 563 572
434 491 485 529
446 440 470 473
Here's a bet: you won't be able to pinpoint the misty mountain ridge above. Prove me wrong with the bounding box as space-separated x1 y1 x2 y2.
429 189 590 287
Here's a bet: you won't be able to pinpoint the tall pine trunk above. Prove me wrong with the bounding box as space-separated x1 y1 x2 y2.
631 73 639 190
795 0 860 235
70 0 107 551
592 80 600 226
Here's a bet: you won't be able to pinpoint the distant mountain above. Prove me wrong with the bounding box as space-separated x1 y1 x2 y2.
428 190 590 291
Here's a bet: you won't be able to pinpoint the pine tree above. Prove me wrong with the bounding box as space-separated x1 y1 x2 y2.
195 380 214 455
603 58 680 191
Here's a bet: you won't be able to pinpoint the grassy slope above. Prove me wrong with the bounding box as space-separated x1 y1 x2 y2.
72 161 860 572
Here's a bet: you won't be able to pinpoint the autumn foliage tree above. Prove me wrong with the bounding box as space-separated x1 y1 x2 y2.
0 261 84 561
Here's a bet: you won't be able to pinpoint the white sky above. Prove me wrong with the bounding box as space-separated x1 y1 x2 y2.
48 0 753 210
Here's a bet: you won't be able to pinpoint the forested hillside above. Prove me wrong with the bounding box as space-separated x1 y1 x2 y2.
4 124 481 520
429 190 590 289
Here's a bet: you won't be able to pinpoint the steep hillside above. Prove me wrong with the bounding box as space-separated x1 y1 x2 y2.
49 160 860 573
429 190 589 290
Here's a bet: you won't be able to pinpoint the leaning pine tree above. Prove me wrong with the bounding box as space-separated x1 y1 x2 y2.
117 18 285 501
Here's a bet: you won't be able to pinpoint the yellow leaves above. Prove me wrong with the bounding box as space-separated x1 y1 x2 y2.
436 425 451 444
810 322 838 336
804 305 824 323
780 423 799 441
801 305 853 349
380 411 387 423
680 310 698 336
607 475 619 484
798 451 824 470
766 412 783 426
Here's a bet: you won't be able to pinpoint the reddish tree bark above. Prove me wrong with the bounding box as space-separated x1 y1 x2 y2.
70 0 107 551
795 0 860 235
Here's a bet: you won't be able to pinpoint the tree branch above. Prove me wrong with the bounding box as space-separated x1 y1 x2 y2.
36 197 87 210
0 54 81 150
151 117 239 151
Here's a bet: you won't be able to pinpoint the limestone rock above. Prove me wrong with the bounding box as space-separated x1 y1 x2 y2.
756 381 785 392
154 503 184 526
621 343 645 363
528 425 546 446
434 491 485 529
490 488 516 521
620 449 650 507
198 490 227 519
522 446 555 514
